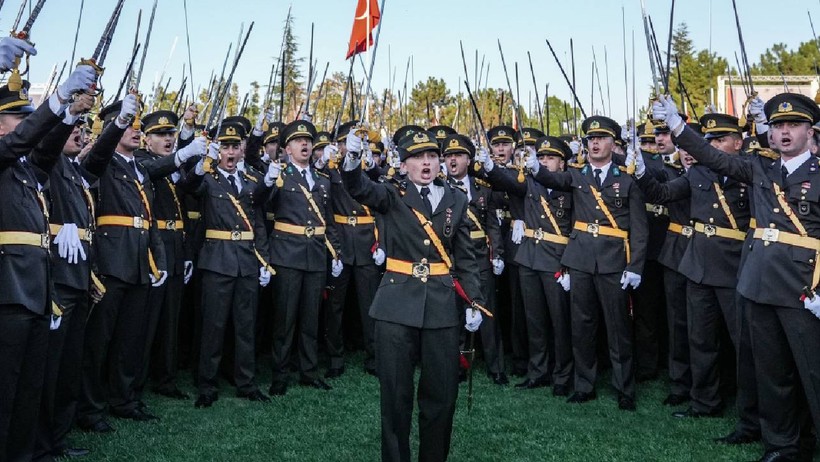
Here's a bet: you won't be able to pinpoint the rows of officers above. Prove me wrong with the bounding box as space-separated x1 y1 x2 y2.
2 46 820 462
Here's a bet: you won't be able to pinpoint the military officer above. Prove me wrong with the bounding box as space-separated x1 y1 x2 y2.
480 135 574 395
341 129 484 462
528 116 648 410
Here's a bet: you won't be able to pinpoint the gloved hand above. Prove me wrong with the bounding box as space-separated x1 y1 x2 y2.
556 272 571 292
511 219 525 245
254 108 275 134
388 149 401 169
265 161 281 187
331 259 344 278
465 308 482 332
184 260 193 285
259 267 271 287
620 271 642 290
363 148 375 170
56 65 97 102
372 248 385 265
346 130 363 154
116 93 139 126
176 136 207 164
54 223 87 264
206 142 220 161
0 36 36 72
748 96 767 125
150 270 168 287
652 95 683 134
477 146 493 172
491 257 504 275
804 293 820 320
525 151 540 174
569 140 581 156
316 144 338 169
626 144 646 178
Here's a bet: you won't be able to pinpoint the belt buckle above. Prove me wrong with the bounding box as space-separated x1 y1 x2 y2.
412 260 431 283
681 226 694 238
587 223 600 237
761 228 780 246
347 216 357 226
133 217 144 229
41 233 50 249
166 220 176 231
304 226 316 238
533 228 544 242
652 204 665 215
230 230 242 241
704 224 717 237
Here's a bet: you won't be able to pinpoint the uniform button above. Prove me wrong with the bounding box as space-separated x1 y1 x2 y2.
712 203 719 209
811 259 815 264
540 215 545 219
802 189 808 194
423 239 430 245
774 208 780 213
353 211 358 215
236 225 240 229
307 220 312 225
802 196 806 200
769 223 776 228
22 180 26 184
709 218 714 223
594 219 600 224
595 206 600 210
236 212 240 216
390 278 394 283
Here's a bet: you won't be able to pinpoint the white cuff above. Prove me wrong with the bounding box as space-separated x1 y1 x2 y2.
755 122 769 135
672 121 685 137
252 128 264 137
62 110 81 126
195 159 206 176
47 93 68 116
342 156 362 172
114 116 129 129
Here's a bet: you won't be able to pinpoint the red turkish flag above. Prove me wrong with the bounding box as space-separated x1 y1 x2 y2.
346 0 380 59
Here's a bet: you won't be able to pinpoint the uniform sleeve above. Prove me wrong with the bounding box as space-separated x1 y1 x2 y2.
0 101 63 169
341 168 394 215
139 153 178 180
626 182 649 275
244 133 266 173
674 126 754 184
485 197 503 261
486 167 527 197
635 172 691 204
253 203 270 264
29 121 75 173
149 221 167 273
81 122 125 177
453 199 484 307
533 168 574 191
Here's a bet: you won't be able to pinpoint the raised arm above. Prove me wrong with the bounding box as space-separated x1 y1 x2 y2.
486 166 527 197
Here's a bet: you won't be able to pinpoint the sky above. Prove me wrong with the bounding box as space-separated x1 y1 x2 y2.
11 0 820 123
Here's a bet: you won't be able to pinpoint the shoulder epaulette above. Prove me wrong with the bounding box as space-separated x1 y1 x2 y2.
244 173 258 183
315 170 329 178
617 165 628 172
756 149 780 161
567 162 585 169
475 178 491 188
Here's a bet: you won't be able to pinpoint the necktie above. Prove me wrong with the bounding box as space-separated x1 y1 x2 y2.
781 165 789 187
128 160 137 178
594 168 603 188
301 169 310 187
420 186 433 216
228 174 239 195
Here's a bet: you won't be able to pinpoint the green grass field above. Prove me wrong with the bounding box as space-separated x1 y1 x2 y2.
71 353 768 461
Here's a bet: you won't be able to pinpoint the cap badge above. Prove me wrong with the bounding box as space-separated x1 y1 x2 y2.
590 120 601 130
225 126 237 136
413 132 429 143
706 119 717 128
437 129 446 137
498 129 507 136
320 135 328 142
448 138 460 147
779 102 793 113
271 127 279 136
524 131 531 138
297 124 307 131
158 116 170 125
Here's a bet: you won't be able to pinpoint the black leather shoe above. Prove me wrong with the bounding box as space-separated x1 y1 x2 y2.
237 389 271 403
53 447 90 458
300 378 332 391
618 393 636 411
112 408 159 421
489 372 509 386
672 406 722 418
510 367 527 378
324 367 345 379
713 430 761 445
662 393 688 406
757 451 798 462
154 387 189 400
268 381 288 396
515 377 550 389
79 419 115 434
552 384 570 397
194 394 217 408
567 391 597 403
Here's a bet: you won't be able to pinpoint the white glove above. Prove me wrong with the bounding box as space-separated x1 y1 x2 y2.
0 36 36 72
331 259 343 278
346 130 363 154
372 248 385 265
652 95 683 134
627 144 646 178
184 260 193 285
465 308 482 332
525 151 540 174
54 223 87 264
620 271 642 290
259 267 271 287
439 162 448 177
491 258 504 276
477 146 493 172
254 108 275 133
363 148 375 170
176 136 207 164
50 314 62 331
56 65 97 101
388 149 401 169
150 270 168 287
569 140 581 156
556 272 571 292
511 220 525 245
117 93 139 125
265 161 281 187
316 144 338 169
748 96 767 125
804 294 820 319
206 142 220 160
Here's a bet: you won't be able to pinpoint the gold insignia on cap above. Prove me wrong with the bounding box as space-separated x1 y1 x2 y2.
498 129 507 136
225 126 237 136
437 129 446 137
271 127 280 136
18 87 28 100
413 132 429 143
779 102 793 113
590 120 601 130
524 131 531 139
449 138 460 147
297 124 307 131
543 140 551 149
319 135 328 142
706 119 717 128
158 116 170 125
